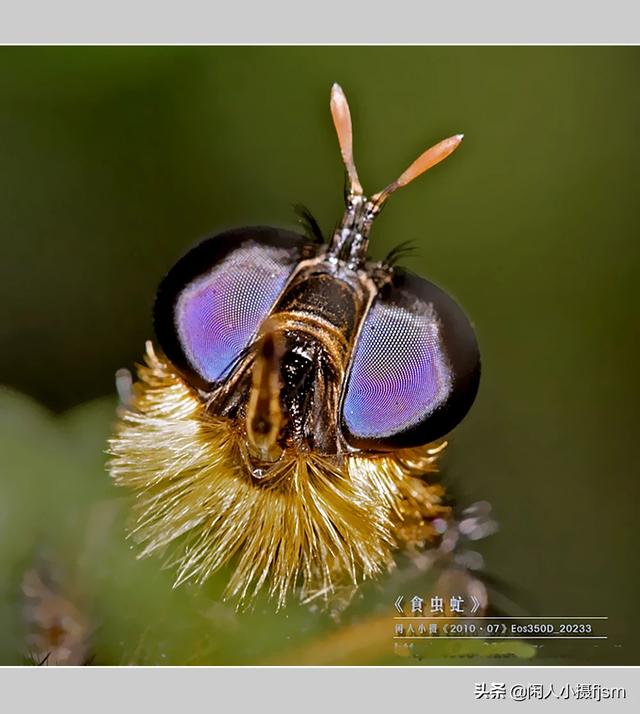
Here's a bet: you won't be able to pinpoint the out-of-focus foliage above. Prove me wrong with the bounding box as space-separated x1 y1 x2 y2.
0 388 535 665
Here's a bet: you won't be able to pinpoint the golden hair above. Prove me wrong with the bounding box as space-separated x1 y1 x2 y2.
109 342 450 609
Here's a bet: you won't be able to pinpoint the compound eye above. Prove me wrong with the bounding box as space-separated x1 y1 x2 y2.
341 268 480 450
154 227 312 388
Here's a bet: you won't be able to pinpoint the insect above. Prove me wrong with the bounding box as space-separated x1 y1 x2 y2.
109 84 480 609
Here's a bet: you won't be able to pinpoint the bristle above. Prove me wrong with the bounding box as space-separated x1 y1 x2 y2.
108 343 449 609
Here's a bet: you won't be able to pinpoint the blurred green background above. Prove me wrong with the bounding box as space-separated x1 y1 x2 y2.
0 47 638 665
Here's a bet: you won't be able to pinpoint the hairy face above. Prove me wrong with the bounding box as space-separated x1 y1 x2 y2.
108 84 479 608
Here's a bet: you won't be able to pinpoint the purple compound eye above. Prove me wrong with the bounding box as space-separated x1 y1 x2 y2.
174 248 289 383
342 301 452 437
341 269 480 450
154 227 312 388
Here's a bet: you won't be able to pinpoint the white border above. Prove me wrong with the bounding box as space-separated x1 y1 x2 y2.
0 1 639 44
0 666 637 712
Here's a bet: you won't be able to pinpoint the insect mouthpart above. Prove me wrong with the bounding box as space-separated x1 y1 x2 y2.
108 83 480 609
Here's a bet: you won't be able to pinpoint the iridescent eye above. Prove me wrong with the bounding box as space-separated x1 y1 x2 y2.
340 268 480 449
154 227 312 388
111 83 484 611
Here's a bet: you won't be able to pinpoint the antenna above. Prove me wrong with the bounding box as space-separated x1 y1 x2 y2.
371 134 464 211
329 84 464 266
330 83 363 197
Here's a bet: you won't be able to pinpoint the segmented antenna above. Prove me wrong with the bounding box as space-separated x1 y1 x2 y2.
330 83 464 210
371 134 464 210
330 83 363 197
